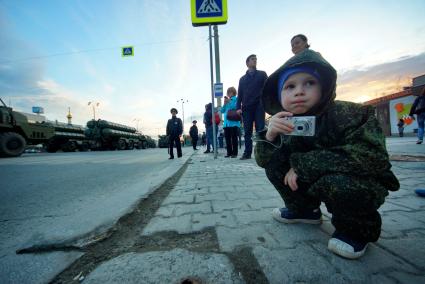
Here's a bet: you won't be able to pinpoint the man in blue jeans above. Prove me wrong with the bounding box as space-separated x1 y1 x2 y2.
236 54 268 159
409 87 425 144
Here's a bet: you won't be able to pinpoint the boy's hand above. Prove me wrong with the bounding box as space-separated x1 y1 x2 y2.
265 111 294 141
284 168 298 191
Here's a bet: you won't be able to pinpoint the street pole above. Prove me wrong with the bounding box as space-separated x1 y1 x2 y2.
209 24 217 159
177 99 188 133
182 101 185 130
213 25 222 109
88 101 99 120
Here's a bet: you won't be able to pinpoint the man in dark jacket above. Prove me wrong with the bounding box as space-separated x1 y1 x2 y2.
236 54 268 160
409 87 425 144
189 120 199 150
203 103 213 153
255 49 399 259
166 108 183 159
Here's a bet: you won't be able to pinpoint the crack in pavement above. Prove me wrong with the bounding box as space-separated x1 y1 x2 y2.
16 158 269 284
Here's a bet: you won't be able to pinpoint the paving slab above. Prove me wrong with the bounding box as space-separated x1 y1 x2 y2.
83 249 244 284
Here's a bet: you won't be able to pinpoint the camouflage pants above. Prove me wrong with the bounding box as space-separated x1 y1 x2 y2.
265 162 388 243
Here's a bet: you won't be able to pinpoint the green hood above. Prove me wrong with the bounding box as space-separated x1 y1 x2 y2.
262 49 337 116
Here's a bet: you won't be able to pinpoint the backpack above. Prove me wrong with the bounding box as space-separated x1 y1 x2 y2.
214 112 220 125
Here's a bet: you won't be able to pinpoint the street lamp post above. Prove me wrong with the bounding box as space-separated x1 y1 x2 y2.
133 118 141 132
88 101 100 120
177 98 188 132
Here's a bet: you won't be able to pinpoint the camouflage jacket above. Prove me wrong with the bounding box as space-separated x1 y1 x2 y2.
255 101 399 191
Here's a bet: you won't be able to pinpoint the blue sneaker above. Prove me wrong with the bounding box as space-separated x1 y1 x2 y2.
272 208 322 224
328 231 368 259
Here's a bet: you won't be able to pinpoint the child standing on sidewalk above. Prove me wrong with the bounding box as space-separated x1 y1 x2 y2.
254 49 399 259
397 118 405 137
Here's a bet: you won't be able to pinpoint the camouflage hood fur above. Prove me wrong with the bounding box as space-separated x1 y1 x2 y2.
262 49 337 116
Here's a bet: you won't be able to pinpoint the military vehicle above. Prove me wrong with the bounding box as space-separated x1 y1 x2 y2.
0 98 92 157
44 121 87 153
0 98 148 157
145 135 157 148
158 135 169 148
84 119 147 150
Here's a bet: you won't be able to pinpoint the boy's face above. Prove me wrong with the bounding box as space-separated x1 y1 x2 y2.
280 72 322 114
171 110 177 117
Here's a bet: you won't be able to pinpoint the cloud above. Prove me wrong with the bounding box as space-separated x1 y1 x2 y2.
336 52 425 102
0 25 45 97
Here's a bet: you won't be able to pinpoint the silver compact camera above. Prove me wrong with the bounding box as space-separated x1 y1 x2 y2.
285 116 316 136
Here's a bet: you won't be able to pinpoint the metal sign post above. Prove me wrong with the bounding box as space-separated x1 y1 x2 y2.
191 0 227 159
209 24 217 158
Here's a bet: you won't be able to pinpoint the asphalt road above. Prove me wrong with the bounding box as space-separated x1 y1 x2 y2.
0 148 191 284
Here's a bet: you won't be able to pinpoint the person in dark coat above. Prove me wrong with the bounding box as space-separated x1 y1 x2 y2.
236 54 268 160
409 87 425 144
189 120 199 150
255 49 399 259
201 132 206 147
166 108 183 159
397 118 405 137
203 103 214 153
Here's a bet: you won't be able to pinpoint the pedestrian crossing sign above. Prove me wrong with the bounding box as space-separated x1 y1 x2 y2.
191 0 228 27
122 46 134 57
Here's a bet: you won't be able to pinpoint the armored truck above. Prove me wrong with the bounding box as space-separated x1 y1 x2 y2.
0 98 148 157
0 98 90 156
84 119 147 150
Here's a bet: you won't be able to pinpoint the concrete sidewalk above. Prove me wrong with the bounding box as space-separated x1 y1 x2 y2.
85 139 425 284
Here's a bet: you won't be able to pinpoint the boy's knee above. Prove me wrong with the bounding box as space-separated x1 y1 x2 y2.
314 174 387 211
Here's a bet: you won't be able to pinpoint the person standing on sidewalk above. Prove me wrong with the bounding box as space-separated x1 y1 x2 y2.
221 87 241 158
201 132 206 147
189 120 199 150
397 118 405 137
409 87 425 144
236 54 268 160
203 103 213 153
254 49 399 259
166 108 183 159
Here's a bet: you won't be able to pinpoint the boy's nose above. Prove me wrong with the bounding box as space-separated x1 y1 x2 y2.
294 86 305 96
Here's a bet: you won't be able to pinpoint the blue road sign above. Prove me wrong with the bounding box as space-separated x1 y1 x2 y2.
196 0 223 18
32 106 44 114
122 46 134 57
191 0 227 26
214 83 223 98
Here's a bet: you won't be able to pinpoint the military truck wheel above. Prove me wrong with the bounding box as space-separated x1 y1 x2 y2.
79 142 89 152
46 140 60 153
135 141 142 149
127 141 134 150
117 139 126 150
62 141 77 152
0 132 27 157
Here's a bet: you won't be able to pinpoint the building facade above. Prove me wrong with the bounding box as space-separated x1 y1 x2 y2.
363 74 424 136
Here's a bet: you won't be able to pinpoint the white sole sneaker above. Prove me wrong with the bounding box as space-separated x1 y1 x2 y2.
328 238 368 259
271 208 322 224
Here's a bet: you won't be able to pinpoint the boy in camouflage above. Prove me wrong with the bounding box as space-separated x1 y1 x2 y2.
254 49 399 259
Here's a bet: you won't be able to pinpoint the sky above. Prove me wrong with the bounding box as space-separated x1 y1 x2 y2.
1 0 425 136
